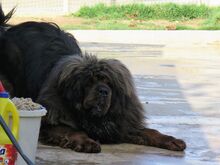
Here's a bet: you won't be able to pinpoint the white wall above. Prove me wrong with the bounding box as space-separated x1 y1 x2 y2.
142 0 220 6
0 0 219 16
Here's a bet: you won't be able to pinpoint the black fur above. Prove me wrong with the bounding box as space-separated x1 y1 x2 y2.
0 20 81 99
0 5 186 153
37 55 145 143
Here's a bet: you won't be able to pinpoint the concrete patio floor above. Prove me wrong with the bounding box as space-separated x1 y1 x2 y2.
36 31 220 165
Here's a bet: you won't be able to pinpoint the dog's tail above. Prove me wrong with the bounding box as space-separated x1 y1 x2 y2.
0 4 15 27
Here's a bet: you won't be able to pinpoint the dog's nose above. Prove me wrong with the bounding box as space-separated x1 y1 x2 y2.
98 86 109 96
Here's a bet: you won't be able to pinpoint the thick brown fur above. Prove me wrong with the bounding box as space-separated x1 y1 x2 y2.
0 5 186 153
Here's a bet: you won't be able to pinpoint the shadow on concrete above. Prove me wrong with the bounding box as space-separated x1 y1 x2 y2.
135 75 218 165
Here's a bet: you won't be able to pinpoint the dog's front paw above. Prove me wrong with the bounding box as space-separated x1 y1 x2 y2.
74 138 101 153
59 134 101 153
162 138 186 151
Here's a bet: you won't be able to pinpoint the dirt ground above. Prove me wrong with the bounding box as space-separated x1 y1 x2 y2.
8 16 203 30
8 16 84 26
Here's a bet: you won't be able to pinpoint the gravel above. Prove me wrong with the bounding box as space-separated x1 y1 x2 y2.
11 97 43 111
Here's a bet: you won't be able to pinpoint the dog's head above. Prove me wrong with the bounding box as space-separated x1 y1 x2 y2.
57 55 135 118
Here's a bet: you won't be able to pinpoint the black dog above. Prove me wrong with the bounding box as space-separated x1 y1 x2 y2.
0 6 186 153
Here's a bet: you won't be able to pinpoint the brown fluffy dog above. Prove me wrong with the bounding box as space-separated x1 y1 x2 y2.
0 6 186 153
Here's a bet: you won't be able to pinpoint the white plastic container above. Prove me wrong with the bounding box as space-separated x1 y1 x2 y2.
16 109 47 165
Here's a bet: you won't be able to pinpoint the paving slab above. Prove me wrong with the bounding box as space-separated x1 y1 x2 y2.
70 30 220 47
36 31 220 165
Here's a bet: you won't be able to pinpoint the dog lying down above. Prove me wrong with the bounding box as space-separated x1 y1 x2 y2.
0 6 186 153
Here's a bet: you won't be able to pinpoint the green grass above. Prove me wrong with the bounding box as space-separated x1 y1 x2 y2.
74 3 210 21
68 3 220 30
175 25 196 30
201 7 220 29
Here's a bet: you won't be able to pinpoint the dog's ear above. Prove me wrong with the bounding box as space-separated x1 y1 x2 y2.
37 80 78 128
57 56 85 105
58 56 83 87
101 59 135 97
36 67 63 125
37 57 83 125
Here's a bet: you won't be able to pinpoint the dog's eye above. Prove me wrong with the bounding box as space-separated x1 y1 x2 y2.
96 75 102 80
97 74 108 81
103 79 109 84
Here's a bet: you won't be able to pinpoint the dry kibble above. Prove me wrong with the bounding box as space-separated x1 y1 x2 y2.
11 97 43 111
